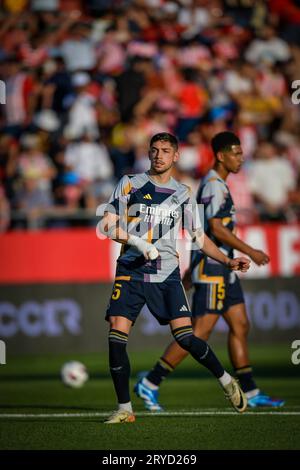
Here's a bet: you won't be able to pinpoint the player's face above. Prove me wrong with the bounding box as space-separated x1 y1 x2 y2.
222 145 244 173
149 140 179 174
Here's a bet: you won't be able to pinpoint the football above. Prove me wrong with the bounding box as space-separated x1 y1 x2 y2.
61 361 89 388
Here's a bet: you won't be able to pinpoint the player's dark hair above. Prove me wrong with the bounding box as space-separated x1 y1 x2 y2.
211 131 240 156
150 133 178 151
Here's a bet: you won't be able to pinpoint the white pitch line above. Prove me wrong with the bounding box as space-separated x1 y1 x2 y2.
0 411 300 419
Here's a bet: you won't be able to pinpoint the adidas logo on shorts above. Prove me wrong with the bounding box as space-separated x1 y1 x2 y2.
180 305 188 312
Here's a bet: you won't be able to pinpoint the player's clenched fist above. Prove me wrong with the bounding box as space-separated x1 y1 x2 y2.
248 248 270 266
227 257 250 272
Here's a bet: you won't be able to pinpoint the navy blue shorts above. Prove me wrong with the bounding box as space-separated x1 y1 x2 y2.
106 279 192 325
192 262 244 316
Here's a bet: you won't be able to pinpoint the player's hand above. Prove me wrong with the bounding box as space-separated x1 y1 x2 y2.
128 235 159 260
227 257 250 272
249 249 270 266
182 269 192 290
144 244 159 261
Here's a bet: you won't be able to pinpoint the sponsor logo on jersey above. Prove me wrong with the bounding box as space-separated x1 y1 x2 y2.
139 203 180 226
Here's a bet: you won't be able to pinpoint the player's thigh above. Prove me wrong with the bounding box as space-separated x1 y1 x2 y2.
192 314 220 341
223 274 248 335
191 283 223 338
223 303 250 336
145 281 191 326
106 280 145 328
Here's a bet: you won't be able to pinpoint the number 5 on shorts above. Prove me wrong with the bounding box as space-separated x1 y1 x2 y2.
112 283 122 300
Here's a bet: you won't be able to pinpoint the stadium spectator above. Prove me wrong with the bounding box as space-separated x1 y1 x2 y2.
60 21 97 72
3 57 34 132
38 58 73 115
14 174 54 229
114 57 148 122
269 0 300 45
249 142 296 222
64 130 111 179
66 71 100 139
245 24 291 65
0 1 299 229
18 133 56 191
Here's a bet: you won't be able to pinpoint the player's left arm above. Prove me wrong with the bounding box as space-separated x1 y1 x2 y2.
200 231 250 272
184 191 250 272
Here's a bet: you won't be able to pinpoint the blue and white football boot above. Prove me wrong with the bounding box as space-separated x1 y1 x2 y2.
247 392 285 408
134 379 163 412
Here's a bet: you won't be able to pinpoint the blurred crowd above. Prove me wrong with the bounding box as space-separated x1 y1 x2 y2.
1 0 300 230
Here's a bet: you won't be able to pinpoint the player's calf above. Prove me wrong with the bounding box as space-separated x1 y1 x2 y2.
108 329 131 404
172 325 224 378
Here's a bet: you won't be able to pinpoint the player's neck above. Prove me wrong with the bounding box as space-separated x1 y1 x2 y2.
214 165 229 181
148 169 172 185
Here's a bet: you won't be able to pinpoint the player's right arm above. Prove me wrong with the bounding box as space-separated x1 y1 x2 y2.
98 176 159 261
184 191 250 273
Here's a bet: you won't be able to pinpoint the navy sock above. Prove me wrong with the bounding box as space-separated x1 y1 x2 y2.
172 326 225 379
108 329 130 404
235 365 258 393
147 358 174 386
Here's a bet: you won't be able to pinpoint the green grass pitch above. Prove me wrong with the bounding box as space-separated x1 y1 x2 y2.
0 344 299 450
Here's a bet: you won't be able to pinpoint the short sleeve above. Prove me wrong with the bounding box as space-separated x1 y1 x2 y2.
183 191 203 233
200 179 227 219
106 175 132 216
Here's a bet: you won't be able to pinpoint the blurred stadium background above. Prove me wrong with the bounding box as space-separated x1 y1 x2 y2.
0 0 300 354
0 0 300 450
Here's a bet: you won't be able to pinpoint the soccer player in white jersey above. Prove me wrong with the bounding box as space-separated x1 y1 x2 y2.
99 132 250 424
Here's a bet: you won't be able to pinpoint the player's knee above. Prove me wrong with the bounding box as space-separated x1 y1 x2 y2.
174 334 193 351
193 324 212 342
172 327 208 357
172 325 193 350
109 317 118 329
230 317 250 338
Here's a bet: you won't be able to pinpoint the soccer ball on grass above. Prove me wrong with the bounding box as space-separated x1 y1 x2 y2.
61 361 88 388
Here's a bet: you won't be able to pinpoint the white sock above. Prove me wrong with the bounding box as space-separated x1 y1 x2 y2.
142 377 159 390
118 402 133 413
246 388 260 399
218 371 232 387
